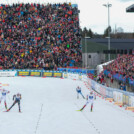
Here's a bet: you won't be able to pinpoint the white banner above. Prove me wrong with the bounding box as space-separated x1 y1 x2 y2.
130 96 134 107
113 91 123 103
67 73 79 80
0 71 17 77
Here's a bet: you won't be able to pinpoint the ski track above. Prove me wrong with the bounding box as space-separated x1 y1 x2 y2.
0 77 133 134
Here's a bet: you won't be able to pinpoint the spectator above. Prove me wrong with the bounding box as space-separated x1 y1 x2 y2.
0 3 81 70
103 54 134 87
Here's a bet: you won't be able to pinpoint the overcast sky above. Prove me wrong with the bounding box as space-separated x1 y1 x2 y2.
1 0 134 34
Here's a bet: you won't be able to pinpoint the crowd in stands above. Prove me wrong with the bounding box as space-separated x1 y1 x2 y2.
103 54 134 88
0 3 81 70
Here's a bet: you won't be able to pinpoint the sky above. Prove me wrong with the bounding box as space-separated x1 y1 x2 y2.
1 0 134 34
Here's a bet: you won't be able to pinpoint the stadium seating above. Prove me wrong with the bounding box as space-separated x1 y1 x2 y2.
0 3 81 69
103 54 134 87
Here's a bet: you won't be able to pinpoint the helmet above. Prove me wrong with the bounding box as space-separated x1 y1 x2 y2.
90 91 93 94
17 93 20 96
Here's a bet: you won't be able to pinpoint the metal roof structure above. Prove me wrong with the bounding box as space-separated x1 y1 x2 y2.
87 38 134 49
126 4 134 12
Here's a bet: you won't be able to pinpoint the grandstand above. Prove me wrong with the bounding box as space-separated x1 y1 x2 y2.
0 3 81 69
103 54 134 90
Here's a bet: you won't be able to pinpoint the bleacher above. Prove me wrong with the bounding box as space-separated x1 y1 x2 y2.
103 54 134 87
0 3 81 69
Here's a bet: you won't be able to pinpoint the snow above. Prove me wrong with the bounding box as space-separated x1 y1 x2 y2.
0 77 134 134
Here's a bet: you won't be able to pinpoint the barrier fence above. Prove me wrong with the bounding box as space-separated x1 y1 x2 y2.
104 70 134 87
0 69 134 107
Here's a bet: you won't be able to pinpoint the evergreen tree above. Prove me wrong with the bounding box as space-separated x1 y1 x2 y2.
103 26 112 37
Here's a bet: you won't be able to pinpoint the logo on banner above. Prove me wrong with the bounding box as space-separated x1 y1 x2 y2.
53 73 62 78
64 73 68 78
31 72 41 76
18 71 29 76
43 72 53 77
78 74 82 80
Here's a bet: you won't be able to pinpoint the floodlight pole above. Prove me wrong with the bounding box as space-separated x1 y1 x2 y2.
84 35 90 75
103 3 112 61
84 33 87 69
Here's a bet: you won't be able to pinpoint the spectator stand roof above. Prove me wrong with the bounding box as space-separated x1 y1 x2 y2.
126 4 134 12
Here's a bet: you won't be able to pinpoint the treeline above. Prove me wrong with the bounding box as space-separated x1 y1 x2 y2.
81 27 134 38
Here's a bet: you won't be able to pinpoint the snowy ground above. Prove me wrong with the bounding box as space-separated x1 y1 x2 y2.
0 77 134 134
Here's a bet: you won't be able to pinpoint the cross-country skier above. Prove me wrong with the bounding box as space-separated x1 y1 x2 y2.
76 86 85 99
78 91 95 112
0 88 10 110
6 93 21 112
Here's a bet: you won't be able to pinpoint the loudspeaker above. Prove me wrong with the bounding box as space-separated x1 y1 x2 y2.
110 50 116 54
105 50 108 54
117 49 120 54
129 49 132 54
121 49 123 54
124 49 127 54
107 50 110 54
113 50 116 54
110 50 113 54
103 50 106 54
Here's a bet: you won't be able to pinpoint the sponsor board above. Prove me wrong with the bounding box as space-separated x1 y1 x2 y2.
63 73 68 78
0 71 16 77
113 91 123 103
53 72 62 78
105 98 114 101
126 107 134 111
68 73 79 80
95 84 100 93
126 96 129 105
82 75 88 82
18 71 29 76
114 102 123 106
30 72 41 77
129 96 134 107
43 72 53 77
123 95 129 105
123 95 126 105
100 86 106 97
78 74 82 80
87 78 91 86
2 84 9 86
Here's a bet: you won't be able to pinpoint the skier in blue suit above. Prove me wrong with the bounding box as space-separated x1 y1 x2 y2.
76 86 85 99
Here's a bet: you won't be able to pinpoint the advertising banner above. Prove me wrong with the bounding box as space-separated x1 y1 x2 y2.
78 74 82 80
103 87 113 98
95 83 100 93
18 71 30 76
123 95 129 105
30 71 41 77
53 72 62 78
68 73 79 80
0 71 17 77
100 86 106 97
113 91 123 103
126 95 129 105
63 73 68 78
129 96 134 107
43 72 53 77
82 75 88 82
